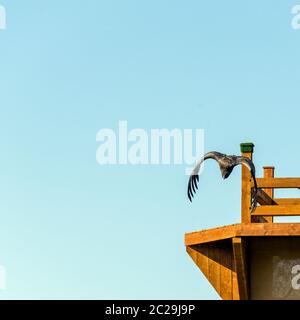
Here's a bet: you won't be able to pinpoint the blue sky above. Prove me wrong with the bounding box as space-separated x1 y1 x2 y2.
1 1 300 299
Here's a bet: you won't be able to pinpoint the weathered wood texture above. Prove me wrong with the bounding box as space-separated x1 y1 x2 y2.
275 198 300 205
185 223 300 246
186 241 237 300
254 170 300 218
187 234 300 300
253 205 300 216
257 178 300 189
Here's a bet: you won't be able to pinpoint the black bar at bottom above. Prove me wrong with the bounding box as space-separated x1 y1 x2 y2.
0 300 297 318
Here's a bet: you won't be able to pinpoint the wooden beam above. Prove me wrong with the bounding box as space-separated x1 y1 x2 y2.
262 166 275 222
256 195 300 206
253 205 300 216
256 196 300 206
274 198 300 205
185 223 300 245
237 223 300 236
232 237 249 300
257 178 300 189
185 224 238 246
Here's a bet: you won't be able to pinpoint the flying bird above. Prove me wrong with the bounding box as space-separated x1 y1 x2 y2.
187 151 258 212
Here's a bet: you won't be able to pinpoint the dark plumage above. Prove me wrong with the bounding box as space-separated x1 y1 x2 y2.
188 151 258 212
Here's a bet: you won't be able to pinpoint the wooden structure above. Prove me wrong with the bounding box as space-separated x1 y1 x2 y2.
185 143 300 300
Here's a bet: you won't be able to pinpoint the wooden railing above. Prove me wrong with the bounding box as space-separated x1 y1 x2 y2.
240 143 300 222
255 182 300 217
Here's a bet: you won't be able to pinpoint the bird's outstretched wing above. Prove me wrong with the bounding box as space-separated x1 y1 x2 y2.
234 156 258 212
187 151 225 202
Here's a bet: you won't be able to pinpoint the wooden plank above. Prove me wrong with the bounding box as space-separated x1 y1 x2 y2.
220 246 233 300
262 166 275 223
232 255 240 300
186 244 234 300
257 178 300 189
237 223 300 236
185 224 239 246
232 237 249 300
186 246 209 280
208 246 221 295
185 223 300 245
274 198 300 205
253 205 300 216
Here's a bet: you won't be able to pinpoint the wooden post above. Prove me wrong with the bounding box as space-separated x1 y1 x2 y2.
263 166 275 223
240 143 254 223
232 237 249 300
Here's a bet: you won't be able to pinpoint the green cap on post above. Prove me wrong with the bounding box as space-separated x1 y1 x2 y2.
240 142 254 153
